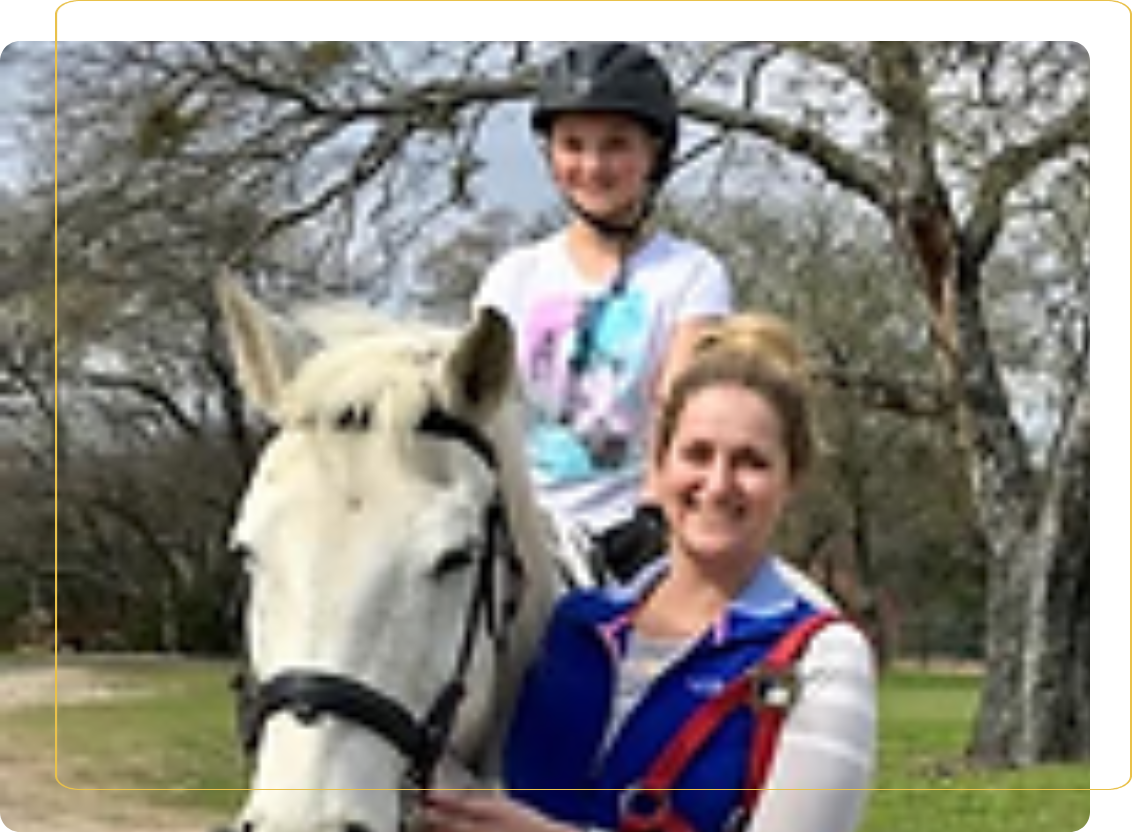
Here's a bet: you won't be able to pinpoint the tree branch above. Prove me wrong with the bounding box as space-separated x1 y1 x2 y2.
81 370 203 437
964 96 1090 268
817 363 950 419
681 95 891 206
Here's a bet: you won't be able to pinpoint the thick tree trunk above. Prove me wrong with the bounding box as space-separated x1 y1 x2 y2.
1029 384 1089 761
969 415 1088 764
958 274 1090 765
973 348 1086 765
890 192 1089 766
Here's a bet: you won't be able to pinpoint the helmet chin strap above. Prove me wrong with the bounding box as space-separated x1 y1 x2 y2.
567 189 657 243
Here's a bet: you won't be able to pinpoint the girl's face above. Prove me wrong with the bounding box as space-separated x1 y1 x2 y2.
547 112 657 225
653 384 794 573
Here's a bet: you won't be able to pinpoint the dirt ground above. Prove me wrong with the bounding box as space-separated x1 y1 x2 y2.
0 664 216 832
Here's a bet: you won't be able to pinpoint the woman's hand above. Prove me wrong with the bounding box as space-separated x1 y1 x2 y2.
422 790 578 832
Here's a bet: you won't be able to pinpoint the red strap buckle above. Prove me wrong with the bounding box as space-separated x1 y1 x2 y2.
747 665 800 711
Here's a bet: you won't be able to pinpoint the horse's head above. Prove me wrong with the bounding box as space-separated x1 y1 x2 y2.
216 279 556 832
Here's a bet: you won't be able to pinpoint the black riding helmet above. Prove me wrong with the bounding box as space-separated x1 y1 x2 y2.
532 42 679 188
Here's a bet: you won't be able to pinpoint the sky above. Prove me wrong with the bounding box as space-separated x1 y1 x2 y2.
0 48 25 185
475 100 558 215
0 39 555 213
0 42 46 189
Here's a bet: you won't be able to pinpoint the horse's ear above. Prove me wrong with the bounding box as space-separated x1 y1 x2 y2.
442 307 515 419
215 275 317 421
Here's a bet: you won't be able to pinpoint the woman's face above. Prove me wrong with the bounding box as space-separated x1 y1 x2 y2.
547 112 657 225
654 383 794 572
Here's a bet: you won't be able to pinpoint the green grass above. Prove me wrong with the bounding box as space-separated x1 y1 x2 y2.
860 668 1089 832
1 655 1090 830
2 653 246 815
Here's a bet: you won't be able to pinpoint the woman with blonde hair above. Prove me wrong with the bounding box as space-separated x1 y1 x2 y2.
428 313 876 832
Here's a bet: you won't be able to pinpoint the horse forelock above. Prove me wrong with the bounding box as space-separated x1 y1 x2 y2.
275 318 456 463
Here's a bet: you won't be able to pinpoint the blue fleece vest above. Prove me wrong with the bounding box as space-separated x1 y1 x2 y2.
504 565 819 832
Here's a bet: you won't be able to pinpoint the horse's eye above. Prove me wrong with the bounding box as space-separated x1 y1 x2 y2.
433 546 476 579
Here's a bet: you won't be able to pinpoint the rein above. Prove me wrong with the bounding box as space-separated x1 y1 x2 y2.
238 405 521 796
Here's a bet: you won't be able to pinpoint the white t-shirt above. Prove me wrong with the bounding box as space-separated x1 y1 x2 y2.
474 230 733 532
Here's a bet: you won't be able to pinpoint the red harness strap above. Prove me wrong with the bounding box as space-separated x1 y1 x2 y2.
620 610 842 832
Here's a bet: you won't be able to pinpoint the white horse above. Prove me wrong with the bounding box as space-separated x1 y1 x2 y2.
215 279 561 832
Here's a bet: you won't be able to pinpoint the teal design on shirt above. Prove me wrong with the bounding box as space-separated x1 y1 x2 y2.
521 285 651 485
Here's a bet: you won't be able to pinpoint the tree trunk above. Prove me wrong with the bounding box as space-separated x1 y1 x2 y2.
884 174 1090 765
958 270 1090 765
971 377 1089 764
855 42 1088 764
1037 387 1089 761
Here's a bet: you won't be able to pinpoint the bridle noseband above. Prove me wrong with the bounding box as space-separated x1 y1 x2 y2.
238 405 521 800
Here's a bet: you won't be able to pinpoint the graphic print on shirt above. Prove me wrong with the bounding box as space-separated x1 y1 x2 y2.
521 287 650 484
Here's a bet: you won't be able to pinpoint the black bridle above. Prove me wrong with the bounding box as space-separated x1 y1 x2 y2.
237 405 522 798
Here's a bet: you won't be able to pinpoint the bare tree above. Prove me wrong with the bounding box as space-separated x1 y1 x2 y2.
33 41 1087 764
676 41 1088 765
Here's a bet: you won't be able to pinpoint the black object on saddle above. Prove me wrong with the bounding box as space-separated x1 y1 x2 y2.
595 502 668 583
